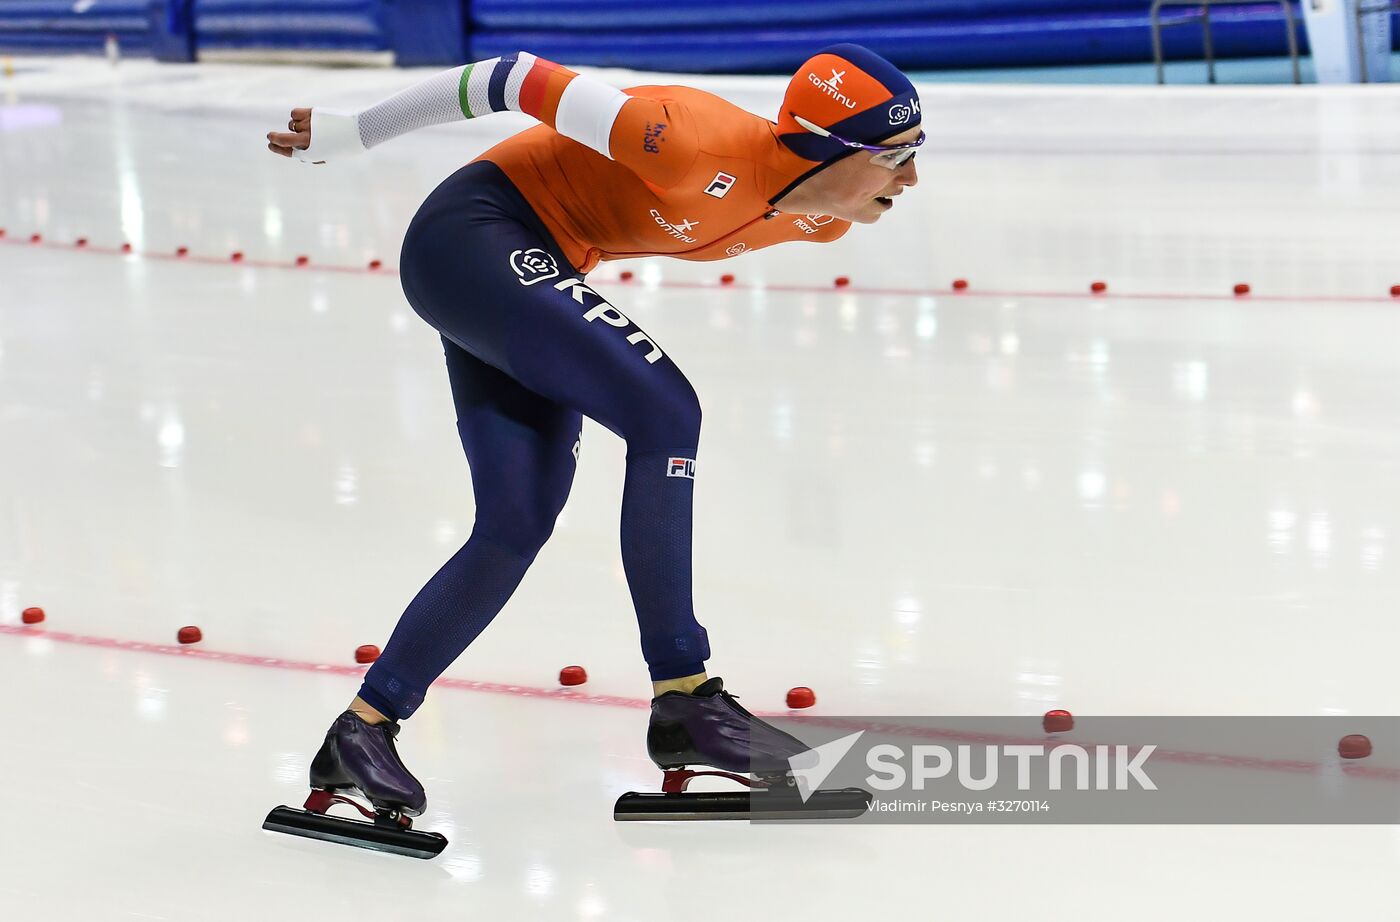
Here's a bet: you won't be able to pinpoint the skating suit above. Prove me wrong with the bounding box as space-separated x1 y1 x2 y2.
358 53 852 721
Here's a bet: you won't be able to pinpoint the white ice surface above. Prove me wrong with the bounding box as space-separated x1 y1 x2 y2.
2 56 1400 920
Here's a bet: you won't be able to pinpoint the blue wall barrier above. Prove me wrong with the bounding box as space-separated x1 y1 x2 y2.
471 0 1149 30
0 0 1396 71
0 0 464 62
193 0 389 52
0 0 153 55
468 2 1400 72
382 0 466 66
148 0 194 61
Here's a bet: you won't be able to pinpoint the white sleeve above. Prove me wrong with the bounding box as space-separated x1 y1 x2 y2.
288 53 634 165
293 108 367 163
293 65 470 163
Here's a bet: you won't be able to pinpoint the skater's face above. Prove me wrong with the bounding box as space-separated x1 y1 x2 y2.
787 125 922 225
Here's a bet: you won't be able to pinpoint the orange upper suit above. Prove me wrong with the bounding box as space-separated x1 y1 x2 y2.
473 76 851 274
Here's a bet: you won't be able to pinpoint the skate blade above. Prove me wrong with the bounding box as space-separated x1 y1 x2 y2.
262 806 447 859
613 787 872 822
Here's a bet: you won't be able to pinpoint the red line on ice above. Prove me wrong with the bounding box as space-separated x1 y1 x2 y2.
5 623 1399 782
3 233 1397 304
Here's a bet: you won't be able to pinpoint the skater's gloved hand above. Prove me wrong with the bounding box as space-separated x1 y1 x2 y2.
265 107 365 164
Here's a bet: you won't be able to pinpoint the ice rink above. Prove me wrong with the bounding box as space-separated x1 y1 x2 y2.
3 57 1400 919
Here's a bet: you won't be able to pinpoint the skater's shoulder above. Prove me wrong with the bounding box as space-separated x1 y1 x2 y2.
624 84 773 140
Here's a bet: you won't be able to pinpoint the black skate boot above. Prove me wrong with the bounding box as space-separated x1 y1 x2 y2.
263 710 447 859
309 710 428 815
614 677 871 821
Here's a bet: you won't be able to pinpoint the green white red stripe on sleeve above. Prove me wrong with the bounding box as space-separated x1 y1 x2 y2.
323 52 628 163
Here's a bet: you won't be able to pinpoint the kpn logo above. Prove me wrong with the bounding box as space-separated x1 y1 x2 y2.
888 98 920 126
789 732 1159 803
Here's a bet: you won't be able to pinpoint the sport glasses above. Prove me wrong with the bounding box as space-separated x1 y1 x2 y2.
793 113 924 170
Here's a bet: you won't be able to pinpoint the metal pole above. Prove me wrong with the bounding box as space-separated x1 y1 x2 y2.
1282 0 1301 84
1152 0 1167 84
1202 2 1217 84
1355 0 1370 83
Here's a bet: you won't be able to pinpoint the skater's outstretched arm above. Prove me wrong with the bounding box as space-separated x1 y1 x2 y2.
265 52 700 188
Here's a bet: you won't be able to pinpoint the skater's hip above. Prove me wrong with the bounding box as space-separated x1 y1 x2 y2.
399 161 577 352
402 160 566 271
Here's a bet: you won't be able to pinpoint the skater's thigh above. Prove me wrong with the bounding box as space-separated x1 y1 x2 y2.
401 207 698 448
493 268 701 449
441 336 581 552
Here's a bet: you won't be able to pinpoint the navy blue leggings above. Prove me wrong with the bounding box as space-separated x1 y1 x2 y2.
358 161 709 720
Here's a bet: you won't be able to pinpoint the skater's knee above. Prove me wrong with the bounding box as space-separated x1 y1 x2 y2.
472 491 568 557
472 514 556 558
626 383 702 451
468 439 578 556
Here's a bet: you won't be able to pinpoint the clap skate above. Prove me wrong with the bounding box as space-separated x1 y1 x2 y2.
262 709 447 859
614 677 872 821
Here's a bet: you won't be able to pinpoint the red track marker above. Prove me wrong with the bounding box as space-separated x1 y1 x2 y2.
786 686 816 709
1339 735 1372 760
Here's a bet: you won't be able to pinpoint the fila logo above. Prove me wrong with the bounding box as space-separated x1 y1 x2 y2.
704 171 737 199
667 457 696 479
807 70 856 109
725 242 748 257
649 209 700 243
552 277 665 364
792 213 834 235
